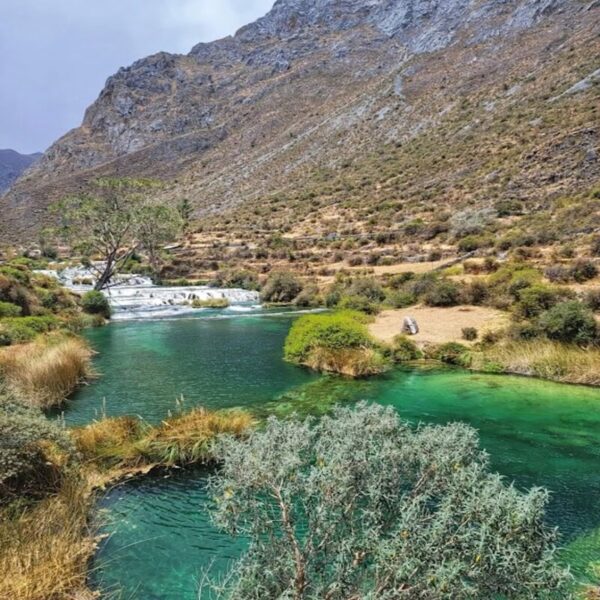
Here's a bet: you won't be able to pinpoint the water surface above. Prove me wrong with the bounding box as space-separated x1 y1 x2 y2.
63 313 600 598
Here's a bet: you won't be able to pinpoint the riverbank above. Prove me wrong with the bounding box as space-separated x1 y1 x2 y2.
0 405 256 600
368 306 600 387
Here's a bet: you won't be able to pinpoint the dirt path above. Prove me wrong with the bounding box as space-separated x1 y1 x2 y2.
369 305 509 346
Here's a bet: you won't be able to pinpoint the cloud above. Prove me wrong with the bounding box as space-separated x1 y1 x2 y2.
0 0 274 153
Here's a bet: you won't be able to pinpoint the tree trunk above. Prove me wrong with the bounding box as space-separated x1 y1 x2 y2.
94 255 115 291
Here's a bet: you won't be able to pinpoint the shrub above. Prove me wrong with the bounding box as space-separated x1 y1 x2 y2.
464 280 488 305
508 322 543 341
409 273 439 297
0 393 74 501
260 271 303 304
539 301 598 346
81 290 111 319
462 327 478 341
432 342 471 366
284 312 387 376
591 236 600 257
347 278 385 303
294 285 322 308
0 316 60 344
391 336 422 362
424 280 462 307
457 235 490 253
0 301 21 318
347 255 364 267
516 285 562 319
388 272 415 289
386 290 417 308
214 269 260 291
584 288 600 312
569 260 598 283
209 403 570 599
338 295 380 315
544 265 571 283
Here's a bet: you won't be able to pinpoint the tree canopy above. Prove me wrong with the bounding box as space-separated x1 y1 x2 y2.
51 178 182 289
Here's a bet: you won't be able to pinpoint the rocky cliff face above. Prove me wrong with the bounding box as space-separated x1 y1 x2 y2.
0 150 41 195
1 0 598 239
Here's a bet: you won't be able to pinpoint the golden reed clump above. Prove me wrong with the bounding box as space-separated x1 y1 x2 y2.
0 334 94 409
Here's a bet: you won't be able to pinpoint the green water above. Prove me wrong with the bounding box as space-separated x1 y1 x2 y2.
64 313 600 599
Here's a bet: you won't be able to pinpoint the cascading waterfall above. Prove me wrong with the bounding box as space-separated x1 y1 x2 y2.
106 285 260 320
35 267 261 320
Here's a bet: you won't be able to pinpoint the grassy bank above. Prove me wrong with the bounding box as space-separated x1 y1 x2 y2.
473 340 600 387
0 402 256 600
75 407 256 469
0 477 95 600
0 334 94 408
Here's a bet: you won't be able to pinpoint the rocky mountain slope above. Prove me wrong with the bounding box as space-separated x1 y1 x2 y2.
1 0 599 244
0 149 41 195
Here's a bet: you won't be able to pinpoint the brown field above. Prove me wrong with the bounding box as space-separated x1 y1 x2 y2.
369 305 509 346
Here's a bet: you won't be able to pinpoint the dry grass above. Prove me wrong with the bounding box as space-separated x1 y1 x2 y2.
0 477 96 600
74 407 256 469
0 334 94 409
141 408 256 465
478 340 600 386
304 346 389 377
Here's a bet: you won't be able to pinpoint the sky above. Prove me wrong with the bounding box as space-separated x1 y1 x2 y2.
0 0 274 154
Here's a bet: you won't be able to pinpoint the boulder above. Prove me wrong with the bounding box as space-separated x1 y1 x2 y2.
402 317 419 336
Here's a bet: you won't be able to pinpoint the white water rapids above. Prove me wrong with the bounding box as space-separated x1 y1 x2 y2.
35 268 260 320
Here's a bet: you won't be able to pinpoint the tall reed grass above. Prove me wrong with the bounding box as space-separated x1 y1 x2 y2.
74 407 256 469
0 334 94 408
0 477 95 600
477 340 600 386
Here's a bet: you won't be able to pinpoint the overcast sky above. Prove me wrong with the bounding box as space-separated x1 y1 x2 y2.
0 0 274 154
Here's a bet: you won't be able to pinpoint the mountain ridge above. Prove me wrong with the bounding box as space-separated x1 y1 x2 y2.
1 0 598 244
0 149 42 196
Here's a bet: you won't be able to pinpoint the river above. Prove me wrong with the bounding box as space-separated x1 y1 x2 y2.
61 310 600 599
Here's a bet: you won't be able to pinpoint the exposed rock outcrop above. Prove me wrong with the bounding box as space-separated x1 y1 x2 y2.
1 0 597 240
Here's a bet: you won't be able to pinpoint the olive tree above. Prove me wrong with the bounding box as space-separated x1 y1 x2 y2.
208 403 570 599
52 178 182 289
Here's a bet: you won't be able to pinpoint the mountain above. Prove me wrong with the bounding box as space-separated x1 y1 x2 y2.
1 0 599 252
0 150 42 195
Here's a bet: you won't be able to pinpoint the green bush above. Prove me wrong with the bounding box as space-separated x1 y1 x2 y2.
0 266 31 286
424 280 462 307
515 285 562 319
584 288 600 312
0 393 75 501
569 260 598 283
386 290 417 308
462 327 478 341
81 291 111 319
294 285 322 308
0 316 60 344
260 271 303 304
338 295 380 315
214 269 260 291
0 302 22 318
346 278 385 303
284 311 372 364
432 342 471 366
539 301 598 346
390 336 422 362
457 235 488 253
